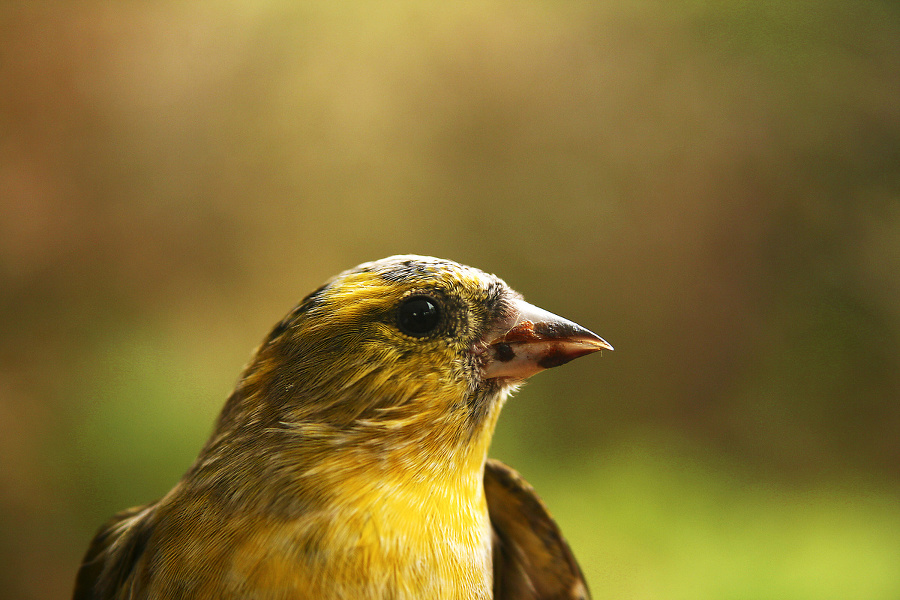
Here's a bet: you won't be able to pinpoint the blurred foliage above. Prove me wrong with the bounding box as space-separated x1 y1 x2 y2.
1 1 899 598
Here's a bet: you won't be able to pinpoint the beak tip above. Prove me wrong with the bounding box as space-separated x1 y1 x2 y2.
594 336 614 352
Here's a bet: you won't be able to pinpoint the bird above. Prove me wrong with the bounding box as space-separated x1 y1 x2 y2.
73 255 613 600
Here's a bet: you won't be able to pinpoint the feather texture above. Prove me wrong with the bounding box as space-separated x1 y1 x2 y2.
73 256 606 599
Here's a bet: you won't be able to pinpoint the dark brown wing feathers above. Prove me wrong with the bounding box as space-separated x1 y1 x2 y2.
485 458 591 600
72 504 155 600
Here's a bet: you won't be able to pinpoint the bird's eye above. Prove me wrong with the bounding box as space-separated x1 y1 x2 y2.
397 295 441 337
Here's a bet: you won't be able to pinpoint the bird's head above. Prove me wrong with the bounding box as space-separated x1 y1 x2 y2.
211 255 611 474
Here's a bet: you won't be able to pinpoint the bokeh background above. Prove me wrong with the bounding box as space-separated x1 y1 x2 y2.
3 1 900 598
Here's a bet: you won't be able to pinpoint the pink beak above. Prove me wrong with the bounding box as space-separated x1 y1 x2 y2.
482 299 612 381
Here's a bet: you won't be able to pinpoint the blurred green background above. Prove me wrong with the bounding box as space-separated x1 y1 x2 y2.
2 1 899 598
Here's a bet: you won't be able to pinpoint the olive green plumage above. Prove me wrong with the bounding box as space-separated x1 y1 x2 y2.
74 255 611 600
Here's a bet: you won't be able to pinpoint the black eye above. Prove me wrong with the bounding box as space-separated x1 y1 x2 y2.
397 295 441 336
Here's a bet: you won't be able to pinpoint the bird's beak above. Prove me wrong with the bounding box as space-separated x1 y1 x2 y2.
482 298 613 381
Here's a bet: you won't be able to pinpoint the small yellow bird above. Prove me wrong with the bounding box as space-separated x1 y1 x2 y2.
74 255 612 600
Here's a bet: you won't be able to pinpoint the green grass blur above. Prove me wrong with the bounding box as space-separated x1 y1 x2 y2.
2 1 899 598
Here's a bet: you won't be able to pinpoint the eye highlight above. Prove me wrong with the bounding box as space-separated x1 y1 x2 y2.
397 295 441 337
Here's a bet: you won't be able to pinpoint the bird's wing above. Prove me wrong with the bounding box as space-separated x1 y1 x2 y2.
73 503 156 600
485 458 591 600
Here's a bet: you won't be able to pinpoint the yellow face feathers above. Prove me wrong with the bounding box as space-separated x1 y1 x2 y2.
229 256 511 439
214 255 611 456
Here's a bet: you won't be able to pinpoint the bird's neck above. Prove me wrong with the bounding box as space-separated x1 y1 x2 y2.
267 381 510 507
181 388 509 599
284 438 495 600
293 402 500 511
232 407 502 599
